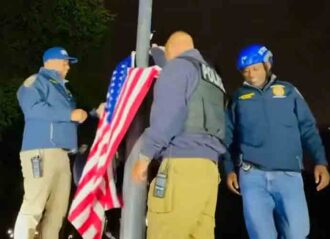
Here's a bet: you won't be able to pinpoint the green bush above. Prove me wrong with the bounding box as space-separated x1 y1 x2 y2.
0 0 112 78
0 0 114 137
0 79 22 140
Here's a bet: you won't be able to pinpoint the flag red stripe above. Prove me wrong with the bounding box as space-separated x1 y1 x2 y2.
92 68 145 179
68 66 160 238
74 68 144 197
72 122 111 197
78 208 102 237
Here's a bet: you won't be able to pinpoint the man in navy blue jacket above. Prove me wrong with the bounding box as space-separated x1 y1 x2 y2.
225 44 330 239
14 47 87 239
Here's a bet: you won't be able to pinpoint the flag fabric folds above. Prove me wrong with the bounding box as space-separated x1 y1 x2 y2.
68 53 160 239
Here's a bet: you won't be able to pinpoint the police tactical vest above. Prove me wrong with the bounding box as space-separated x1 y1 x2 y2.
178 56 226 140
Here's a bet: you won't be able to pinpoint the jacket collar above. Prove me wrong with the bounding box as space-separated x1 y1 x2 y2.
39 67 67 86
39 67 73 100
243 74 278 91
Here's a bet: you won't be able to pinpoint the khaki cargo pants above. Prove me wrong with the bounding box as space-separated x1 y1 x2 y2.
147 158 220 239
14 148 71 239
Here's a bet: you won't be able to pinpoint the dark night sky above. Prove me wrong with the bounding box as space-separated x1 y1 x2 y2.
108 0 330 126
1 1 330 237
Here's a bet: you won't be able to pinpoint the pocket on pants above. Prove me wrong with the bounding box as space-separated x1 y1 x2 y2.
147 175 174 213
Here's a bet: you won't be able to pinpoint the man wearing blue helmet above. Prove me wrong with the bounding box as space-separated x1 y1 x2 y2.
14 47 87 239
224 44 329 239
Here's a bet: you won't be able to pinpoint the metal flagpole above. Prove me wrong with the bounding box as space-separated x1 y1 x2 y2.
135 0 153 67
120 1 153 239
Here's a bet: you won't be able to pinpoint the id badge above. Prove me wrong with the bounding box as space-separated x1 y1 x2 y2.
153 172 167 198
31 155 42 178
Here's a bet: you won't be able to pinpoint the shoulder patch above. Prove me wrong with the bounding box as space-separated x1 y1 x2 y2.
23 74 37 87
271 84 286 98
239 92 255 100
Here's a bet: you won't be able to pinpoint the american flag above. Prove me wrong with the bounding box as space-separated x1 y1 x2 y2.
68 52 160 239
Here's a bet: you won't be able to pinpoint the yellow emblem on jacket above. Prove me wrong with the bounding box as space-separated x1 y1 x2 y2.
271 85 286 97
239 92 255 100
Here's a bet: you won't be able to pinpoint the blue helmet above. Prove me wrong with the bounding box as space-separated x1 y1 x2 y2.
236 44 273 71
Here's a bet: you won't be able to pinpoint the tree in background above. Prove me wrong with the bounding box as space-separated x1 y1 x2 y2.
0 0 114 139
0 79 21 141
0 0 112 75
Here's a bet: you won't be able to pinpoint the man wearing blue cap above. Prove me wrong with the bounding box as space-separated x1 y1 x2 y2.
14 47 87 239
224 44 330 239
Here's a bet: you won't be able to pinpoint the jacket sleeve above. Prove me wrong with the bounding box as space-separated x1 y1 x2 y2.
150 47 166 68
223 98 239 174
17 83 72 122
141 60 196 159
294 88 328 165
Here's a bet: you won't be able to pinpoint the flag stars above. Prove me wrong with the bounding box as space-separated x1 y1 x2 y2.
105 55 133 121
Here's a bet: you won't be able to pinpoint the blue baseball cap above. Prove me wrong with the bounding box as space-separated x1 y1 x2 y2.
43 46 78 64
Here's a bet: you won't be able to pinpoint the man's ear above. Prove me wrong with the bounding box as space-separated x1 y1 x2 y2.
265 62 272 71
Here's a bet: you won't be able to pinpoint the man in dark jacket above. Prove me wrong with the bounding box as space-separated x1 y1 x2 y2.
132 31 226 239
225 44 330 239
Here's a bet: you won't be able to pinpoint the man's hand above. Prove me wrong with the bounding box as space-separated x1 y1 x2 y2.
132 158 150 183
226 172 241 195
96 102 106 118
151 43 165 52
314 165 330 191
71 109 88 123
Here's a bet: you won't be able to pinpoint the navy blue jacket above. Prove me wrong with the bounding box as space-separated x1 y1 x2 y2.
224 75 328 173
17 68 78 151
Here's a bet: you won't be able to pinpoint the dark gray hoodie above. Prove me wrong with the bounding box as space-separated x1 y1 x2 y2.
141 49 226 161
